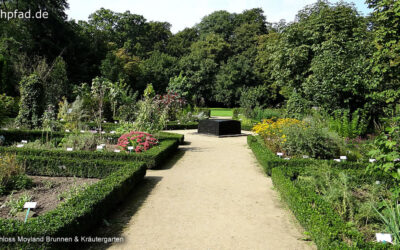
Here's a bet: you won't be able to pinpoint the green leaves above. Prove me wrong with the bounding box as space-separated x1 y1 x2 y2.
368 117 400 181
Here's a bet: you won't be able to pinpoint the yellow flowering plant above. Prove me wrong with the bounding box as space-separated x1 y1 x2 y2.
252 118 305 152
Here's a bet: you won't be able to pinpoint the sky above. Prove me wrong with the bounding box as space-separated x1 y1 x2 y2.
66 0 371 34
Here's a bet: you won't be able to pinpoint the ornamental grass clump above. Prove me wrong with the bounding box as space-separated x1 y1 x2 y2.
117 131 158 153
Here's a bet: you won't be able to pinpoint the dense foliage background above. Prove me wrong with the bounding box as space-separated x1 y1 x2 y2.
0 0 399 126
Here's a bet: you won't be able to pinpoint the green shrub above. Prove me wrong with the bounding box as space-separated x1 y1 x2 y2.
282 122 342 159
368 117 400 182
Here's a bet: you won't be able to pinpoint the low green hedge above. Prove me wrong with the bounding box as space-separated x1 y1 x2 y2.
158 131 185 144
18 155 130 178
0 162 146 249
165 121 198 130
0 139 179 169
0 129 65 146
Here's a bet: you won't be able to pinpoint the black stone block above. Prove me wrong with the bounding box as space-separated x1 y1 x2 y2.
198 119 241 136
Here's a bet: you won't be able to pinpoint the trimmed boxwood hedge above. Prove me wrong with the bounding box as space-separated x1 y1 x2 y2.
165 121 198 130
248 135 390 249
0 129 65 146
0 139 179 169
18 155 130 178
0 162 146 249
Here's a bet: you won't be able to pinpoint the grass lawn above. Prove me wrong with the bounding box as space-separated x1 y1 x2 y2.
209 108 233 117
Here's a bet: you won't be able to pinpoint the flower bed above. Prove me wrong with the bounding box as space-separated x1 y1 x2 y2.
118 131 158 152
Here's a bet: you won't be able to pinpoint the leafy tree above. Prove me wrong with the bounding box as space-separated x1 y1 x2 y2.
214 54 256 106
167 73 192 99
197 10 237 40
166 28 199 57
45 56 69 108
239 85 269 117
90 77 111 133
108 80 131 120
254 32 284 105
179 33 230 104
141 51 177 93
366 0 400 112
265 1 373 113
100 48 142 90
15 74 43 129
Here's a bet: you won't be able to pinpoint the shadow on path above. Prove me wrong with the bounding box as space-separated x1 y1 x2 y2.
80 147 186 249
81 176 162 250
153 148 186 170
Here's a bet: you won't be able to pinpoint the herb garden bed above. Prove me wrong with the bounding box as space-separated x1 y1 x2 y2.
0 129 182 248
248 135 392 249
0 176 99 220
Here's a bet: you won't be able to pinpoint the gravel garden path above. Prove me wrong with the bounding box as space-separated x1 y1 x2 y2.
109 129 314 250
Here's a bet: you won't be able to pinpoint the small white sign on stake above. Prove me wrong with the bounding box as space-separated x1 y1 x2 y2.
96 145 103 150
24 202 37 209
334 159 341 162
110 131 116 134
276 152 283 157
376 233 392 243
16 144 24 148
80 130 85 133
21 140 28 144
67 148 73 152
65 129 70 133
24 202 37 223
340 156 347 161
114 149 121 153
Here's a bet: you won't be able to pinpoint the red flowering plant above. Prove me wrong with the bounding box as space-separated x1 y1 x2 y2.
117 131 159 153
154 91 186 121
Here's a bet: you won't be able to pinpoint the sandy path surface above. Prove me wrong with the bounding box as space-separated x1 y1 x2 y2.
109 130 314 250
